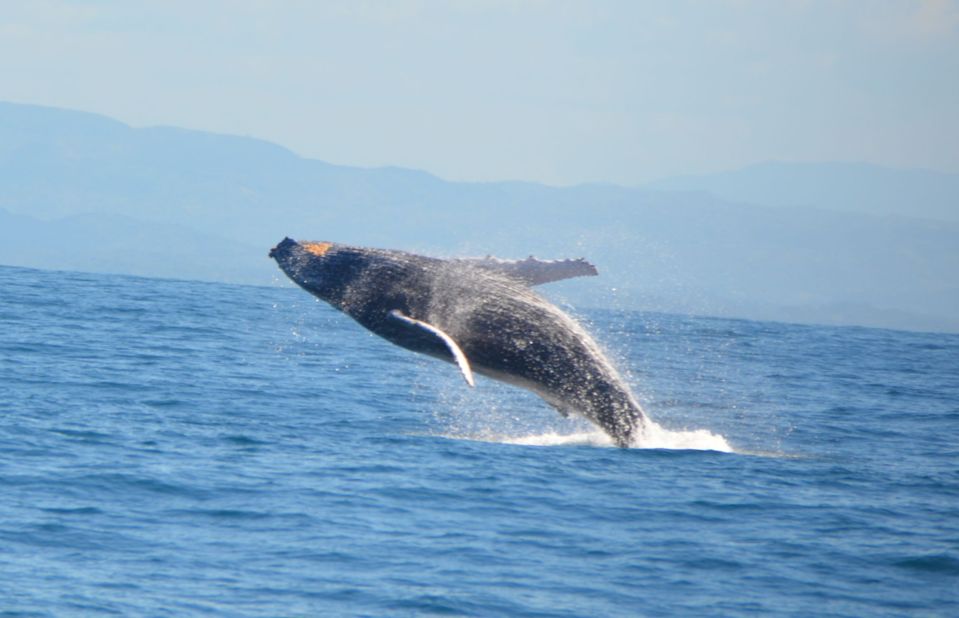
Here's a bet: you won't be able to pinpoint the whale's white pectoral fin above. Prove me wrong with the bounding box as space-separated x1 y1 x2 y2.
388 310 475 387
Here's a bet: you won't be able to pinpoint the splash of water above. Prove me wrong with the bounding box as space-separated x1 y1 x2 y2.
428 366 735 453
445 422 734 452
631 419 734 452
434 397 734 452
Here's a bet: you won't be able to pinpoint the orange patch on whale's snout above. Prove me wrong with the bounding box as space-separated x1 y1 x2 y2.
302 242 333 257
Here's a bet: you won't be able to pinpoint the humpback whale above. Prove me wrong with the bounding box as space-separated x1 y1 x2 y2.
269 238 647 447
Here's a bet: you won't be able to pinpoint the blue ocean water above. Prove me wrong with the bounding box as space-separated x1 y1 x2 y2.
1 264 957 617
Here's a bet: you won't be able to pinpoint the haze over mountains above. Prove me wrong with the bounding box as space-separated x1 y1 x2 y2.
1 101 957 333
647 161 959 223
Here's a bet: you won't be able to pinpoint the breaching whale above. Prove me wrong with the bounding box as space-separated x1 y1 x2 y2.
269 238 647 447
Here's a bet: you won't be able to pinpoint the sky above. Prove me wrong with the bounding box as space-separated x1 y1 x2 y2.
1 0 957 186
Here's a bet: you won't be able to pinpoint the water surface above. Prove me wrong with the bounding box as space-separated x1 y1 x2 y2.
1 265 956 616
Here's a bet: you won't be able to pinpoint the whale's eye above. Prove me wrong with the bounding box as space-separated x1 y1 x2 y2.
302 242 333 257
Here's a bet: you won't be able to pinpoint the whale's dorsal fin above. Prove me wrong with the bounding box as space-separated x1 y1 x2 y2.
387 310 475 387
457 255 598 286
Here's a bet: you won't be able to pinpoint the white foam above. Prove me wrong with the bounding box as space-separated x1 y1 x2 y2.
427 371 736 453
441 420 734 453
632 420 734 452
500 430 614 447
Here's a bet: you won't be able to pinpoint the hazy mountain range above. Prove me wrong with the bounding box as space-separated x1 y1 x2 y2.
1 101 957 333
647 161 959 223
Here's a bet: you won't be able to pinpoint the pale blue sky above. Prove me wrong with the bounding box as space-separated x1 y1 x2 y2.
2 0 957 185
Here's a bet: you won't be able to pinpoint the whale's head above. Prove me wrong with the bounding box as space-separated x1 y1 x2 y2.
269 237 347 301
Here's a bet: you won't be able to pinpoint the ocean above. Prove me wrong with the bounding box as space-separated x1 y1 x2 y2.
0 264 956 616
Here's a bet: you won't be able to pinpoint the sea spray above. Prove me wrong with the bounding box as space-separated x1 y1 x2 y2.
426 359 734 452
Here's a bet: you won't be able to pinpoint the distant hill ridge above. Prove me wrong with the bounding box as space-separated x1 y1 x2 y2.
645 160 959 223
1 101 957 334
